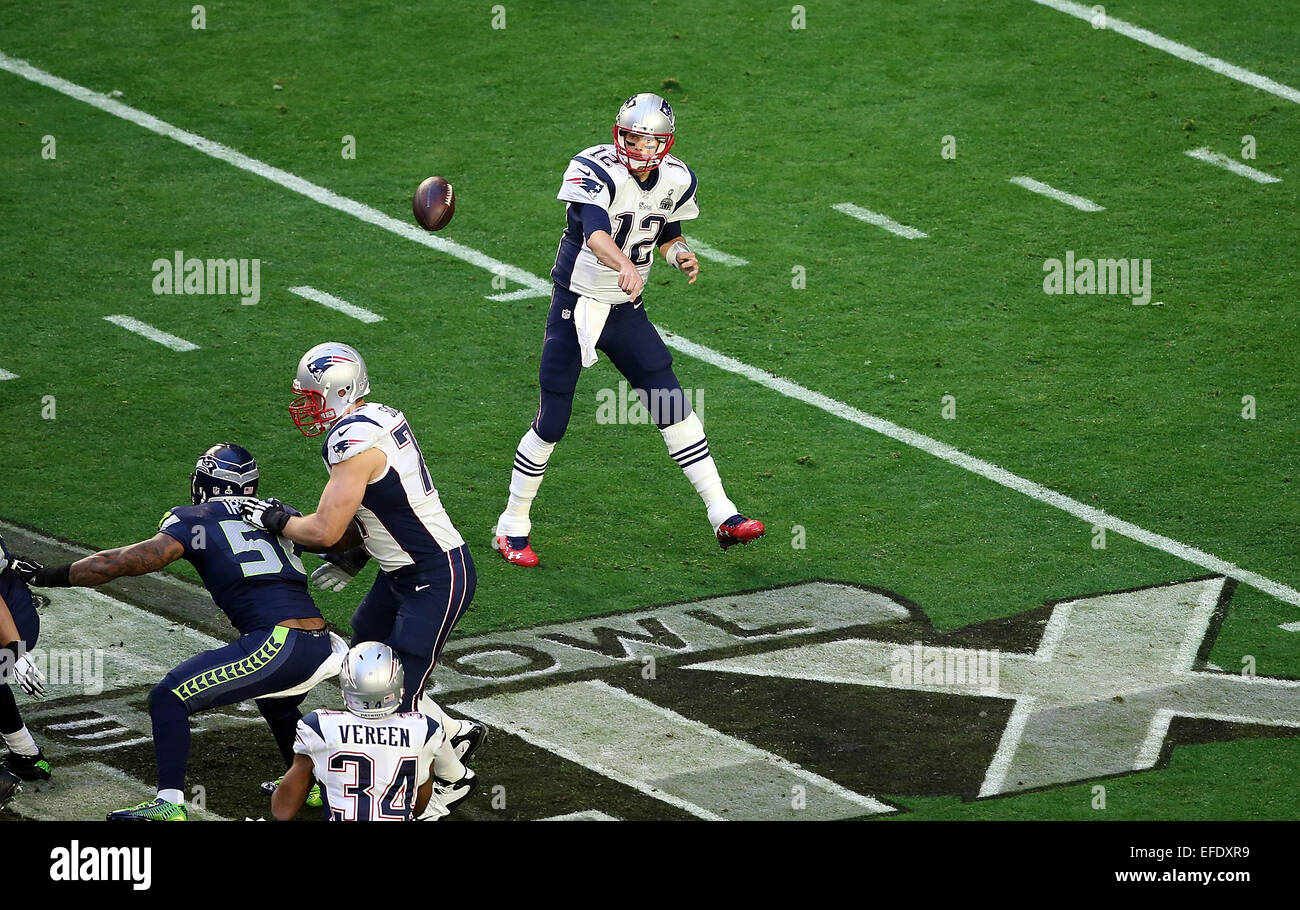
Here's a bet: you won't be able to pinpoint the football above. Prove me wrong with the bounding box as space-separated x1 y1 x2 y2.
412 176 455 231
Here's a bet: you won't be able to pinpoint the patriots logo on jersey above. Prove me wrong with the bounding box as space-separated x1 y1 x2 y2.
332 438 366 456
308 354 356 381
565 169 603 197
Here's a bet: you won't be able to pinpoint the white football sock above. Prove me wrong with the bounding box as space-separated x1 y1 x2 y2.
158 788 185 806
496 427 557 537
2 727 38 756
417 693 463 741
661 412 738 529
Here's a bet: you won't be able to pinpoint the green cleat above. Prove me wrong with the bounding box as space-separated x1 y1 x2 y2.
260 776 322 808
107 797 188 821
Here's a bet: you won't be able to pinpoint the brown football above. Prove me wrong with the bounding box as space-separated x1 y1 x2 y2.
413 176 455 231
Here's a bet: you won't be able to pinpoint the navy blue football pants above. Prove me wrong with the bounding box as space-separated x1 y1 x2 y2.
149 625 333 792
532 285 690 442
350 543 476 712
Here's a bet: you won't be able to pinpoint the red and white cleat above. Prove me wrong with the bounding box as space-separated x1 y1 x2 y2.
493 534 539 567
716 514 765 550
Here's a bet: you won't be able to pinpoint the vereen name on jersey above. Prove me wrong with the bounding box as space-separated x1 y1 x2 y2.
338 722 412 748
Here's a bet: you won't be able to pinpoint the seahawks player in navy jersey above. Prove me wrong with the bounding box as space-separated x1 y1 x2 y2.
491 93 764 567
240 343 486 815
0 533 50 798
13 444 339 820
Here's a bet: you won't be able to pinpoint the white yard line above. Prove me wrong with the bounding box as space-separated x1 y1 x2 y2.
1009 176 1105 212
832 203 929 239
1032 0 1300 105
287 285 384 323
8 51 1299 610
684 237 748 266
103 315 199 352
1184 148 1281 184
659 330 1300 608
0 368 17 380
0 51 551 302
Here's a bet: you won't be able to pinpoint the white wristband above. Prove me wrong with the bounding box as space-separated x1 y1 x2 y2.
667 241 690 269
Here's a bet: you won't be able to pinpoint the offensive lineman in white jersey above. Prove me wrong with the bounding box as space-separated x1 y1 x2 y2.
241 343 486 809
273 641 473 821
492 92 764 567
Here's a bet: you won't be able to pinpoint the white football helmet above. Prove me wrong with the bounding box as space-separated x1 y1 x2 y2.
613 93 676 172
290 342 371 437
339 641 405 719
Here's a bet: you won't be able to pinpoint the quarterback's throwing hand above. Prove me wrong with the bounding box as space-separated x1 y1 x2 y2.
240 498 291 536
618 260 645 299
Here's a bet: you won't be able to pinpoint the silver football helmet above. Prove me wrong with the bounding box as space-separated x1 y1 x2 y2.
613 93 676 172
290 342 371 437
339 641 405 719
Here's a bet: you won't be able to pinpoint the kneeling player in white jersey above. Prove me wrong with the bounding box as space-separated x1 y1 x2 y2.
241 343 486 802
492 92 764 567
272 641 473 821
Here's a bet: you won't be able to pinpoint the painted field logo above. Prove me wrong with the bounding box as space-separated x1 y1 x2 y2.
50 840 152 890
1043 250 1153 305
890 641 999 692
151 250 261 305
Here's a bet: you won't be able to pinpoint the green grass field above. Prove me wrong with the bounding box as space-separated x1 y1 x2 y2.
1 0 1297 820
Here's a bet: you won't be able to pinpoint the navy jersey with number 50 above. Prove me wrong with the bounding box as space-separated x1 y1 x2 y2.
158 500 321 634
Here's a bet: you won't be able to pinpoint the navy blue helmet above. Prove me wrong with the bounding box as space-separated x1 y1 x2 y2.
190 443 259 505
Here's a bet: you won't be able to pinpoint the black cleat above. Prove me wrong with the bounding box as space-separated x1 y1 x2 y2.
450 720 488 764
0 749 51 783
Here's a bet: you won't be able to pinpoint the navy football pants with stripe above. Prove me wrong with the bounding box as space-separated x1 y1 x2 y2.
533 285 689 442
149 625 332 793
350 543 476 712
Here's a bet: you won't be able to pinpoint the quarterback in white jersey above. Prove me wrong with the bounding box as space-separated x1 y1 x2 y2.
492 93 764 568
242 344 487 774
272 642 474 821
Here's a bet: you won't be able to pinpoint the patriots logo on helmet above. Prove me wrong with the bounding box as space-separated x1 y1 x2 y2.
307 354 355 382
659 98 674 118
565 170 603 197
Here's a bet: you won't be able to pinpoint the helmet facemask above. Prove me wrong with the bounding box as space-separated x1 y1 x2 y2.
613 126 675 172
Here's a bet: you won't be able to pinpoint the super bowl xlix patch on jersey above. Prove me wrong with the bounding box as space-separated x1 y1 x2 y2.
552 143 699 304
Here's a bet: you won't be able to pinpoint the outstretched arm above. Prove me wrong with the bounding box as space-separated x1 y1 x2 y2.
282 448 384 551
13 533 185 588
70 534 186 586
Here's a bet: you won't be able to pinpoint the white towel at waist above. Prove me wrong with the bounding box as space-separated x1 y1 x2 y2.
573 295 613 368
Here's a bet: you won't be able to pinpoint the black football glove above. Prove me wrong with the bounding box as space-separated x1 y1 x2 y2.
239 498 292 536
8 558 71 588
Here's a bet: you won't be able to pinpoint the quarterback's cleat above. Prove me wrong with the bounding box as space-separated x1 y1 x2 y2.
492 534 539 567
107 797 188 821
0 768 20 810
450 720 488 764
0 749 51 783
260 776 323 808
716 514 765 550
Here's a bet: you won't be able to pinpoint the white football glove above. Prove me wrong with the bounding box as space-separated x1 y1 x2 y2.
239 498 291 535
310 547 370 593
12 652 46 698
311 563 354 593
